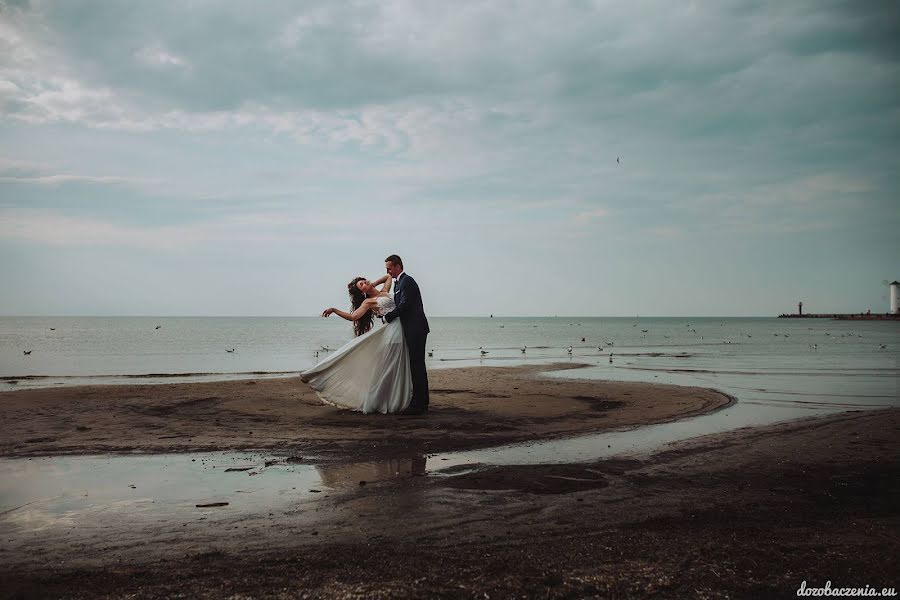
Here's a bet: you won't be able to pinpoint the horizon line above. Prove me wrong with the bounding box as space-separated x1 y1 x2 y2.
0 314 789 319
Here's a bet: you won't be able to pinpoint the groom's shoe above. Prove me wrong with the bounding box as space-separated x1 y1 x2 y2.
398 406 427 416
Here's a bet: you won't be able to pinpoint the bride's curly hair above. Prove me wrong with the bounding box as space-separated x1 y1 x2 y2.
348 277 374 337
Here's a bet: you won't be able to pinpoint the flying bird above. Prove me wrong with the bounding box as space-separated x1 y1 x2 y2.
23 350 32 355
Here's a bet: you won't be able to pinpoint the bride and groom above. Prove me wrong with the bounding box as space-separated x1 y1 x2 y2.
300 255 430 415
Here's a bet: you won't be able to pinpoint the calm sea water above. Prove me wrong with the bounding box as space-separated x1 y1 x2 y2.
1 316 897 419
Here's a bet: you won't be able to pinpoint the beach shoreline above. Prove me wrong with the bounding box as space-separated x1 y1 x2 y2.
0 363 734 460
1 363 896 598
1 405 896 598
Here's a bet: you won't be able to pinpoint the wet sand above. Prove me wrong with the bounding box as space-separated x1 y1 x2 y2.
0 363 732 459
0 410 896 598
1 365 897 598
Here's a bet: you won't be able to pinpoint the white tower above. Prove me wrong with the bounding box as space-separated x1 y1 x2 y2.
891 281 900 315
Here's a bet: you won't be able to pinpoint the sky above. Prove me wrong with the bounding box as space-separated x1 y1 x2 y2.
0 0 898 317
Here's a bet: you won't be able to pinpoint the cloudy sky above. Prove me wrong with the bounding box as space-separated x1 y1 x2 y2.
0 0 897 317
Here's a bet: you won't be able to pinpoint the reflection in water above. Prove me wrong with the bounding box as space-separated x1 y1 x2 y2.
317 456 427 488
0 453 324 533
0 453 431 535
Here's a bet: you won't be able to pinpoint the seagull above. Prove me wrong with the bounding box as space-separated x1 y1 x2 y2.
226 348 235 353
879 344 887 349
598 346 603 352
321 345 332 351
49 328 55 331
479 346 488 356
641 329 648 333
23 350 32 355
427 350 433 357
521 346 527 354
609 353 613 363
581 337 586 342
155 325 161 330
617 157 620 164
566 346 573 355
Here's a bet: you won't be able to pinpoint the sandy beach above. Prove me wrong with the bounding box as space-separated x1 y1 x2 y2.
1 364 897 599
0 363 732 459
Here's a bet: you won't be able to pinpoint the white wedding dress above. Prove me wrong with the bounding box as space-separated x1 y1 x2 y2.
300 295 413 414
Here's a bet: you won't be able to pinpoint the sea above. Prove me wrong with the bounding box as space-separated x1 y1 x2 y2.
2 315 896 416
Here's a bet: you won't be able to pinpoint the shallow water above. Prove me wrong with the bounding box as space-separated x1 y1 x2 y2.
0 452 433 535
1 316 897 534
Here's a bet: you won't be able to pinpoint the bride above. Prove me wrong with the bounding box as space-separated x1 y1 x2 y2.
300 275 413 414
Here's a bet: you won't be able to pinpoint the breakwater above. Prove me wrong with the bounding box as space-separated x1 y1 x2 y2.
778 313 900 320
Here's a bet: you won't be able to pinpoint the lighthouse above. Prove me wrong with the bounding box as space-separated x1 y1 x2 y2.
891 281 900 315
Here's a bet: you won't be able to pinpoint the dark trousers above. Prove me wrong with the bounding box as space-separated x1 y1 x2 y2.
405 330 429 409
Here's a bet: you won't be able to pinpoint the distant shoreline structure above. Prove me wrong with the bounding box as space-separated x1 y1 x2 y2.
777 313 900 320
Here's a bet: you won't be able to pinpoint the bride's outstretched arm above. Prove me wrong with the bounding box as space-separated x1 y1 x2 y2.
322 303 372 321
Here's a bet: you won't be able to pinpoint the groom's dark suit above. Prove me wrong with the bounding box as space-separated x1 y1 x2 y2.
384 272 430 411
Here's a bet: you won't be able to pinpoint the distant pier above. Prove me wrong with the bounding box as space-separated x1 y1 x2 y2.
778 313 900 320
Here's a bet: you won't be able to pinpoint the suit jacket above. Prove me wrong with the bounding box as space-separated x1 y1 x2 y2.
385 273 430 339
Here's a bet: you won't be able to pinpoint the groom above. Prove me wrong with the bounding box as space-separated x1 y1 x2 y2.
383 254 430 415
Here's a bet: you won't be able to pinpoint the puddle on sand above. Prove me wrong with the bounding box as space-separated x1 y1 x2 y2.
0 452 432 534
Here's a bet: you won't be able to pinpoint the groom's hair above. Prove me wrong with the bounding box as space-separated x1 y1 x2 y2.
385 254 403 268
